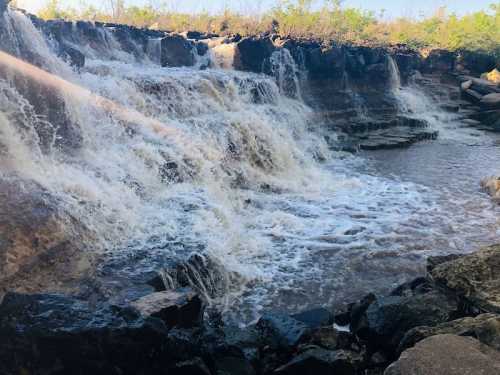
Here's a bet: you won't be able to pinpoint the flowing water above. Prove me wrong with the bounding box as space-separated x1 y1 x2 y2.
1 11 499 322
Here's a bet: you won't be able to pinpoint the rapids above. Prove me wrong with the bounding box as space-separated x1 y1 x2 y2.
1 10 499 323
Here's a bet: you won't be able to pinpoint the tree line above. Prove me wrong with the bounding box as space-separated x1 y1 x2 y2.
35 0 500 58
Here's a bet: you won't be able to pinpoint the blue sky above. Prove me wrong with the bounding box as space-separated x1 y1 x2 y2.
17 0 497 18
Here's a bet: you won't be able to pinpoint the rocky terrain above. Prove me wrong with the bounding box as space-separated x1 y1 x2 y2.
3 245 500 374
1 0 500 373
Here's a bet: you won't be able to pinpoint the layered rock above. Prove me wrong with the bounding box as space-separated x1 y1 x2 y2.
385 334 500 375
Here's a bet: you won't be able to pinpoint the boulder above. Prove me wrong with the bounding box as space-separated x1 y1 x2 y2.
399 313 500 352
384 334 500 375
274 348 363 375
0 178 90 297
430 244 500 313
0 293 197 375
235 36 276 73
482 68 500 84
481 177 500 202
308 326 358 351
131 288 205 328
169 357 211 375
59 44 85 68
291 307 334 328
256 312 312 349
161 34 196 67
480 93 500 110
351 278 461 354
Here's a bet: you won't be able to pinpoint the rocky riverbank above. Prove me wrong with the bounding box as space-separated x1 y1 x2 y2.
2 244 500 374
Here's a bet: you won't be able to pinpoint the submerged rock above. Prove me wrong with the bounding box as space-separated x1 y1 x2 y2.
384 334 500 375
257 312 312 349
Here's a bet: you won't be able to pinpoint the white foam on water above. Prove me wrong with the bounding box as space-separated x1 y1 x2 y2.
1 11 499 321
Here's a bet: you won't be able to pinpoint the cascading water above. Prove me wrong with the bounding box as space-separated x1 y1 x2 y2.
1 9 499 322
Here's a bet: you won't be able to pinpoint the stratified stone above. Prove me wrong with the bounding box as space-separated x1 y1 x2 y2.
384 334 500 375
430 244 500 313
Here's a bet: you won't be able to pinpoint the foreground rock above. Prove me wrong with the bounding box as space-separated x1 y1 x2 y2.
0 293 201 375
430 244 500 313
399 313 500 352
0 177 91 298
385 334 500 375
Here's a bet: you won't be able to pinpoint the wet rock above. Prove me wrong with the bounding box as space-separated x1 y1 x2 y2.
59 44 85 68
235 36 276 73
131 288 205 328
308 326 358 351
292 307 334 328
169 357 211 375
0 177 90 297
256 312 312 349
460 76 500 95
399 313 500 352
274 348 363 375
430 244 500 313
351 278 461 355
161 34 196 67
0 292 189 375
384 334 500 375
481 176 500 202
480 93 500 110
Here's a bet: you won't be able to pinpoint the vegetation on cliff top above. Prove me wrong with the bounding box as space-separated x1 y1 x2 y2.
35 0 500 59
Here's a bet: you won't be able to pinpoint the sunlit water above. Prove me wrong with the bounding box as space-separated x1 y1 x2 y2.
0 10 499 322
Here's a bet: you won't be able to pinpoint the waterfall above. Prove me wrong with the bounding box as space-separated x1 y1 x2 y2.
146 38 162 65
387 55 401 91
268 48 303 99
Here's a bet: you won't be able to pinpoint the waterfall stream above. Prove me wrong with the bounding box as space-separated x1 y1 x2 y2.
1 10 499 322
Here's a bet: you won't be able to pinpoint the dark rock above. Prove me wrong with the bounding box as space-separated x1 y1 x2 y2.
384 334 500 375
423 49 456 72
480 93 500 110
430 244 500 313
456 50 497 76
256 312 311 349
196 41 209 56
274 348 363 375
169 357 211 375
308 326 358 351
0 292 192 375
60 44 85 68
399 313 500 353
292 307 334 328
351 279 461 355
235 36 276 73
161 34 196 67
131 288 205 328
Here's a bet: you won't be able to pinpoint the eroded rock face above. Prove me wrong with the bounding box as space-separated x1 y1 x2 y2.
430 244 500 313
160 34 196 67
384 334 500 375
0 177 91 298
